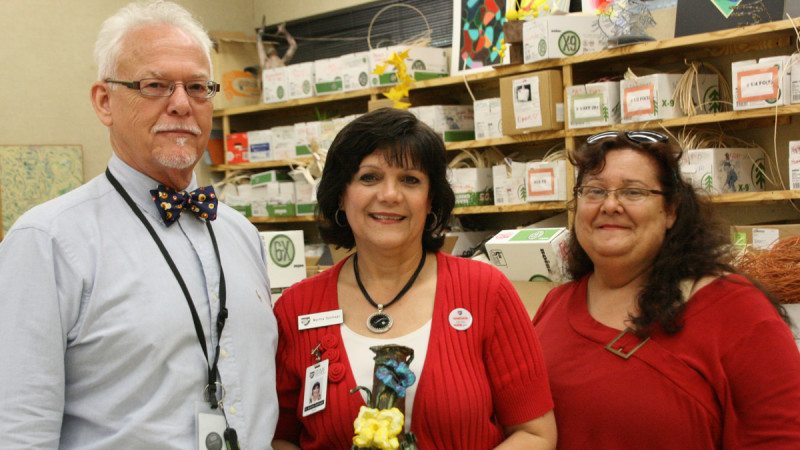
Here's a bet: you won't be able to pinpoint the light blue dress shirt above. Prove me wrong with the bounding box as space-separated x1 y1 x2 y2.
0 154 278 449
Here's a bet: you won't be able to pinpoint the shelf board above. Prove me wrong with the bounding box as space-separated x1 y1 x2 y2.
709 190 800 204
445 130 567 151
453 202 566 215
209 157 314 172
249 215 317 224
567 104 800 137
213 88 378 118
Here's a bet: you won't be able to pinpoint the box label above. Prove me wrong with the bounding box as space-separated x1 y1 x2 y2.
527 167 555 196
623 85 655 117
512 77 543 129
737 66 780 102
510 228 561 242
572 93 604 123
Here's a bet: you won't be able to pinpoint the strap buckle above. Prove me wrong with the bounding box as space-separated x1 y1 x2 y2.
604 329 650 360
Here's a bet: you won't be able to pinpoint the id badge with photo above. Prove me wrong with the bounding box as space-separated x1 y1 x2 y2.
302 359 329 417
196 402 227 450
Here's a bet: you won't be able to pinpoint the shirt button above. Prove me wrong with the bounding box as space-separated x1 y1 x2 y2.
229 406 237 415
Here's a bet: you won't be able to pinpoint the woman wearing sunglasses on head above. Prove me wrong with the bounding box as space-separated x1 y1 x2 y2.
533 131 800 449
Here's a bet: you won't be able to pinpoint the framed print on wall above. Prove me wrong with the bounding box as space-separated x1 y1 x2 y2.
451 0 509 75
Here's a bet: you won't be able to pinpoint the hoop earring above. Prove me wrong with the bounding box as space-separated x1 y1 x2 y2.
335 208 347 227
425 211 438 231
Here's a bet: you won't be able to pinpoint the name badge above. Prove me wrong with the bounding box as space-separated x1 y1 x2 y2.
303 359 329 417
298 309 344 330
196 403 226 450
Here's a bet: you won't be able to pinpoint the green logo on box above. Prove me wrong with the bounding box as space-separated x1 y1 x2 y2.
510 228 560 241
269 234 295 268
559 31 581 56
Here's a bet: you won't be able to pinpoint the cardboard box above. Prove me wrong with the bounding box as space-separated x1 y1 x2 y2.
294 179 317 216
270 126 296 160
731 223 800 252
790 141 800 191
620 73 719 123
286 62 315 100
566 81 620 128
408 105 475 142
369 46 450 86
250 170 290 186
246 129 271 162
500 70 564 135
210 32 260 110
493 162 528 205
341 52 371 92
225 132 249 164
485 228 569 282
445 230 495 257
261 66 287 104
680 148 767 194
526 160 568 202
791 58 800 104
512 281 558 319
369 46 404 87
449 167 494 207
522 14 607 63
313 57 344 95
732 56 792 110
474 98 504 140
259 230 306 290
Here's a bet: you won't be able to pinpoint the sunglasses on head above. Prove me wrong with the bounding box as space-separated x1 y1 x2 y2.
585 131 670 145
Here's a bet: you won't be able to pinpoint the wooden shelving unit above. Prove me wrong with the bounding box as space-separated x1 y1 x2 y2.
211 19 800 226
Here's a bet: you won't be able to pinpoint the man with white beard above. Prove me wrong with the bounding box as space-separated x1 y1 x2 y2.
0 2 278 448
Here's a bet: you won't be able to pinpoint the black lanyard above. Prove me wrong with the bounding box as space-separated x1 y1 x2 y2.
105 169 227 410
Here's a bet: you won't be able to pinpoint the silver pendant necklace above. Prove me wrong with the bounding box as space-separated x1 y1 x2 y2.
353 250 426 334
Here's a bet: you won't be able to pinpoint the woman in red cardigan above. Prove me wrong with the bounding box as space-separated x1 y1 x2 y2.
533 131 800 449
271 108 556 450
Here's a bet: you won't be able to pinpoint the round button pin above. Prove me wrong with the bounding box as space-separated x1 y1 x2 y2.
449 308 473 331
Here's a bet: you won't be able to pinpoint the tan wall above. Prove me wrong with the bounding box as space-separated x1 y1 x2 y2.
256 0 376 26
0 0 254 183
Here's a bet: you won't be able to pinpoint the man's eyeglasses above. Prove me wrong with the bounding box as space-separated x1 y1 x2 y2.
105 78 220 99
574 185 666 203
585 131 670 145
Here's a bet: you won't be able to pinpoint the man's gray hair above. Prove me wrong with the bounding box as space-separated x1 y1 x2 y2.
94 0 213 80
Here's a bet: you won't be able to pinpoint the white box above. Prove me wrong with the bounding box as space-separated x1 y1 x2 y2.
785 304 800 350
522 15 607 63
474 98 504 139
680 148 767 194
620 73 719 123
369 46 450 86
313 57 344 95
789 141 800 190
270 126 296 160
733 56 792 110
259 230 306 290
406 46 450 81
340 52 371 92
492 162 528 205
485 228 569 282
369 46 405 87
250 169 290 186
566 81 620 128
293 123 312 157
448 167 494 207
294 179 317 216
526 160 568 202
246 129 271 162
261 66 287 104
285 62 315 99
791 59 800 104
408 105 475 142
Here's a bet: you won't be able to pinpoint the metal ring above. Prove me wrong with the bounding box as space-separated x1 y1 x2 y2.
203 382 226 405
334 208 347 227
425 211 438 231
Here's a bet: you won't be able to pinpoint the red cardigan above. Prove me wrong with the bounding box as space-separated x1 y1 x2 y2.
273 252 553 449
533 274 800 450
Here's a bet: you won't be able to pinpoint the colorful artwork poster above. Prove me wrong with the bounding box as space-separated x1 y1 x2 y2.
451 0 508 74
710 0 744 18
0 145 83 238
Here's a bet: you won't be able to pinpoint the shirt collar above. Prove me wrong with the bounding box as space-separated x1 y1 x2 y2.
107 153 199 221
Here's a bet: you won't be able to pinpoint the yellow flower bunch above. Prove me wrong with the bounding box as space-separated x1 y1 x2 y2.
352 406 405 450
373 49 413 109
506 0 550 21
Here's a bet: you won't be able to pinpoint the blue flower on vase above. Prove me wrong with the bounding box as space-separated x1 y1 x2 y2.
375 360 416 398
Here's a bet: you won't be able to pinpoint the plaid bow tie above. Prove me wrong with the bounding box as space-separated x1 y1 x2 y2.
150 185 218 226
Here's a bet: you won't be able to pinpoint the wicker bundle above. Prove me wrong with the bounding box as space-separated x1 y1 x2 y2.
737 236 800 304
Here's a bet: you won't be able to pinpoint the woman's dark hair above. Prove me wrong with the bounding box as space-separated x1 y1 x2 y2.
316 108 455 251
567 132 788 336
312 382 320 390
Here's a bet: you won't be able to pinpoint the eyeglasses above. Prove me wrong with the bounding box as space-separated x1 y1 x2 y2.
574 185 666 203
105 78 220 99
585 131 669 145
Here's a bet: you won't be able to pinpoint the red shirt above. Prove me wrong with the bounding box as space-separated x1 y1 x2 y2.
533 274 800 449
273 252 554 449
